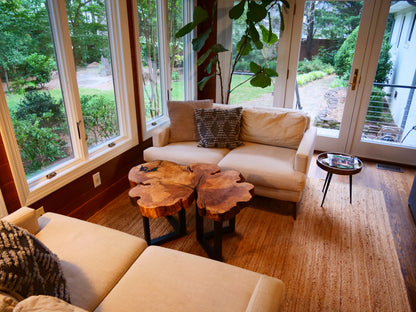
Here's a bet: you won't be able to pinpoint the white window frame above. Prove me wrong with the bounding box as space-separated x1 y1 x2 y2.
0 0 138 206
135 0 196 140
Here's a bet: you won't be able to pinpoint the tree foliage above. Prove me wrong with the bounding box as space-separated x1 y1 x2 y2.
334 26 392 83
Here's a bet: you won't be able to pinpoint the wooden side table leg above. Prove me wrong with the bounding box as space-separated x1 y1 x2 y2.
321 172 333 207
142 216 151 245
349 175 353 204
214 221 223 261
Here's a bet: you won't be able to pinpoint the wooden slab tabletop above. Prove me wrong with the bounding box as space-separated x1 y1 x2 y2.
128 160 254 221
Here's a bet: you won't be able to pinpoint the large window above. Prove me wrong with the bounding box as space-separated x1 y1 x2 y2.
0 0 138 205
136 0 195 138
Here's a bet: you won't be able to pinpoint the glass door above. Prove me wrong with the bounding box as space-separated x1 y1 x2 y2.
279 0 378 152
349 1 416 165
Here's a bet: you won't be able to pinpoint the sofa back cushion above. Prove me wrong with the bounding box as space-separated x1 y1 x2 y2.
240 107 308 149
168 100 213 143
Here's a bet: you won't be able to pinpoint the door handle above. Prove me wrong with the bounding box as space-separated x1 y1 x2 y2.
350 68 359 91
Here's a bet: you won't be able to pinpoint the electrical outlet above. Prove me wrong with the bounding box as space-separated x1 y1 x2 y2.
36 206 45 218
93 172 101 188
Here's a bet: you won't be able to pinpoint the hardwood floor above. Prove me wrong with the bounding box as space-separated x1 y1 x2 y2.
88 153 416 311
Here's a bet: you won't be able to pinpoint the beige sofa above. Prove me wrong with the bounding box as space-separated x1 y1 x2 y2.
144 104 317 218
1 207 285 311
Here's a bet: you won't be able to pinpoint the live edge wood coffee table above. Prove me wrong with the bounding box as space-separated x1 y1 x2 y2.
128 160 254 260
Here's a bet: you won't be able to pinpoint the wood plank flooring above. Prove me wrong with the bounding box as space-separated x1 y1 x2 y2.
88 153 416 311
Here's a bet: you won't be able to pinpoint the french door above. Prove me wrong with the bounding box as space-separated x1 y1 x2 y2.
277 0 416 165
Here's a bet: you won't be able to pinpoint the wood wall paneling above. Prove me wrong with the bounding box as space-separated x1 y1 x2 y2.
196 1 217 101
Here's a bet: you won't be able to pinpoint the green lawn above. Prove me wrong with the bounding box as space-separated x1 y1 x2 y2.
6 88 115 111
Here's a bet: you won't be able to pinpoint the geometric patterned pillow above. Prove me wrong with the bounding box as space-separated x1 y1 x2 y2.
0 220 70 302
194 106 243 149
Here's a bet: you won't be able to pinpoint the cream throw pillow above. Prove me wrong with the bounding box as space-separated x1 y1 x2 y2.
240 108 308 149
168 100 213 142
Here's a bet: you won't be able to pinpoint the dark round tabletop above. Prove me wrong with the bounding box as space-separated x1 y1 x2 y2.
316 152 363 176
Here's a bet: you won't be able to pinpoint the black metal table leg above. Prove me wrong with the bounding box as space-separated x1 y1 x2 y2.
322 172 330 192
321 172 333 207
141 207 187 245
143 215 151 245
349 174 352 204
213 221 223 261
195 205 236 261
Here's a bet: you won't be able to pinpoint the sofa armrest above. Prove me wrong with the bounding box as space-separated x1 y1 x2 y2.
1 207 40 235
294 126 317 174
152 126 170 147
245 276 285 312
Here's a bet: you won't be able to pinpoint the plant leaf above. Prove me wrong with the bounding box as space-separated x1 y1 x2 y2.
278 4 285 31
248 21 259 42
250 72 271 88
175 22 195 38
249 61 261 74
198 73 216 90
192 29 211 52
254 40 263 50
247 2 267 23
229 0 246 19
264 67 278 77
193 6 209 25
211 43 228 53
237 35 252 56
260 24 278 44
205 56 218 74
197 49 211 66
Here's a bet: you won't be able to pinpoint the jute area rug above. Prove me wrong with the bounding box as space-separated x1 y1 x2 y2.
89 178 411 311
261 178 411 311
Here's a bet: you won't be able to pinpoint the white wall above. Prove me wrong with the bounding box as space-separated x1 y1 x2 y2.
388 4 416 144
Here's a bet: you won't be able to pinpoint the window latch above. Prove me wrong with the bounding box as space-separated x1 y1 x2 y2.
76 120 82 139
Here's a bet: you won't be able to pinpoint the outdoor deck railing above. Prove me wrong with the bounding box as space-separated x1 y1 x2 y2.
362 82 416 147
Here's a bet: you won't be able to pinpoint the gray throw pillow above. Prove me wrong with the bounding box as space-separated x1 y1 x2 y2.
0 220 70 302
194 106 243 149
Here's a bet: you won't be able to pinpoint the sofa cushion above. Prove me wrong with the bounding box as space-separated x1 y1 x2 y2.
14 295 88 312
168 100 213 143
194 106 243 149
95 246 284 312
0 220 69 302
218 142 306 192
35 213 147 311
0 291 18 311
144 141 230 165
240 107 308 149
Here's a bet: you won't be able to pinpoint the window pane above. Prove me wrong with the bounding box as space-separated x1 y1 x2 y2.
0 1 73 178
66 0 119 149
137 0 163 122
169 0 184 101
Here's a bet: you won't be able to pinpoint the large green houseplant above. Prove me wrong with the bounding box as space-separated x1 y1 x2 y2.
176 0 289 104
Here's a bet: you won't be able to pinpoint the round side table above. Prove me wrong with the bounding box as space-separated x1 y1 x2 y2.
316 152 363 207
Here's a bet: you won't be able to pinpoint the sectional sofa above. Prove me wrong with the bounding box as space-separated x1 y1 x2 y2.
144 102 317 218
1 207 285 311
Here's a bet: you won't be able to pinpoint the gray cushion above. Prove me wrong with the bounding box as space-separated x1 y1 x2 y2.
194 107 243 149
0 220 69 302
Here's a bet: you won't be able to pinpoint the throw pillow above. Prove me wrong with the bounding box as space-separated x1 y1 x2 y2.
240 108 308 149
0 220 70 302
194 106 243 149
168 100 213 142
14 295 88 312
